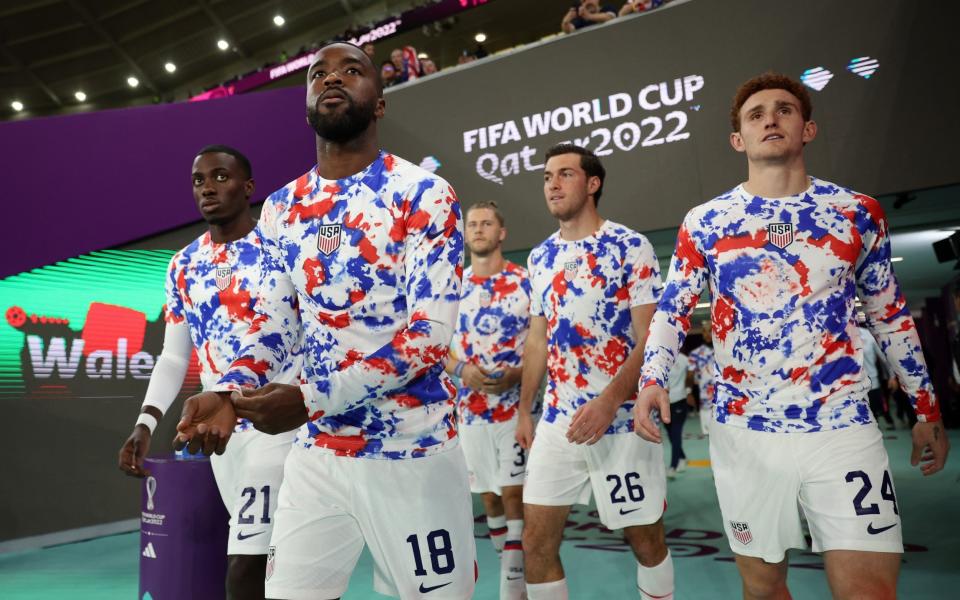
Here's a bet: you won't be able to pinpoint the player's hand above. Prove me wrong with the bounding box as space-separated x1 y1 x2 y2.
232 383 309 435
887 377 899 392
567 395 618 445
174 391 235 456
634 384 669 443
515 413 535 450
482 366 521 395
911 420 949 476
118 425 152 478
461 363 491 392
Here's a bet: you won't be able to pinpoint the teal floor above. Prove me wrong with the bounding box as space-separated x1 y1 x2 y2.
2 416 958 599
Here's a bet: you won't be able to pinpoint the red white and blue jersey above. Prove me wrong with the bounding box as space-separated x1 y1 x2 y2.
528 220 662 433
165 229 302 432
452 262 531 426
641 177 939 433
688 344 715 410
212 152 464 460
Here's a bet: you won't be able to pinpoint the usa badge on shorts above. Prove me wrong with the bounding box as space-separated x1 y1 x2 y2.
563 259 579 281
265 546 276 580
214 266 232 291
317 223 342 256
479 290 492 308
730 521 753 545
767 222 794 249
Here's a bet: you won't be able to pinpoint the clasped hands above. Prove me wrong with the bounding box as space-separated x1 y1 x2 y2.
173 383 309 455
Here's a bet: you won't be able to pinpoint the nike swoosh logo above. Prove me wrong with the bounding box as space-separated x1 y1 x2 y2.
619 507 641 515
509 470 525 477
419 581 452 593
237 530 266 540
507 575 524 581
867 522 897 535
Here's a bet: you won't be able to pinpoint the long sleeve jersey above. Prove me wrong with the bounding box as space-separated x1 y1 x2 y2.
211 152 464 459
451 261 532 425
528 220 662 433
641 177 939 433
161 229 302 431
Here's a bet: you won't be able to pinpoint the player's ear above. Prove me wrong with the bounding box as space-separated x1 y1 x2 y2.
245 178 255 199
375 97 386 119
802 120 818 145
498 227 506 242
730 131 745 153
587 176 601 196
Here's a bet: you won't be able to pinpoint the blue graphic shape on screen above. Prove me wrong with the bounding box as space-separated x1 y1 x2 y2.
418 155 442 173
847 56 880 79
800 67 834 91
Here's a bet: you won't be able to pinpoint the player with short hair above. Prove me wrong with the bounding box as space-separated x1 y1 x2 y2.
636 72 949 600
174 42 476 599
516 144 674 600
447 200 531 599
118 145 302 600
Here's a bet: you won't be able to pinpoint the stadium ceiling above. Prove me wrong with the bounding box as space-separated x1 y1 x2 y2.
0 0 576 121
0 0 436 119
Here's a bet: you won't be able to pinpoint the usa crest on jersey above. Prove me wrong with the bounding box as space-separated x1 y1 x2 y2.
563 259 579 281
479 289 492 308
317 223 342 256
730 520 753 545
214 266 232 291
767 222 794 249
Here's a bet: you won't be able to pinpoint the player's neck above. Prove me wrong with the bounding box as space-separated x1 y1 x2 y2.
470 250 505 278
558 204 604 242
209 215 256 245
742 157 809 199
315 126 380 180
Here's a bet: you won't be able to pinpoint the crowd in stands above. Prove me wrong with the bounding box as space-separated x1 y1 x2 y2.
562 0 669 34
194 0 671 99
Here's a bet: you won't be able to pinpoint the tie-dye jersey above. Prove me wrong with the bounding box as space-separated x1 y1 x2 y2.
528 220 662 433
688 344 716 409
165 229 302 432
211 152 464 460
641 177 939 433
452 262 532 425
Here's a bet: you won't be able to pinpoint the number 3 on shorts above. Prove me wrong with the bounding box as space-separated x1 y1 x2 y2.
844 470 898 516
406 529 456 576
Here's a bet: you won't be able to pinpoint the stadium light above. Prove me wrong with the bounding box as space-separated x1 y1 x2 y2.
164 62 177 73
474 33 487 43
217 39 229 51
273 15 285 27
74 91 87 102
127 76 139 88
11 100 23 111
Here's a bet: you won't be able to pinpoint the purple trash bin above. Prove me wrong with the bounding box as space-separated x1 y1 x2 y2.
139 455 230 600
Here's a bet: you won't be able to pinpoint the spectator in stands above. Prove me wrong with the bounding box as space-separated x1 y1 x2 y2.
362 42 376 61
390 48 409 84
421 58 439 76
381 60 398 87
562 0 617 34
619 0 664 16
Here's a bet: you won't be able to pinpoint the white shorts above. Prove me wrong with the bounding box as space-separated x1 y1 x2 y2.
265 444 477 599
523 421 666 530
210 427 294 555
460 419 527 494
710 422 903 562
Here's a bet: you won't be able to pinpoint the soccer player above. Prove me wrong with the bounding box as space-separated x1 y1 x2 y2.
117 145 302 600
635 72 950 600
446 201 531 599
687 319 715 437
174 42 476 598
664 350 690 479
857 317 896 430
516 144 674 600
